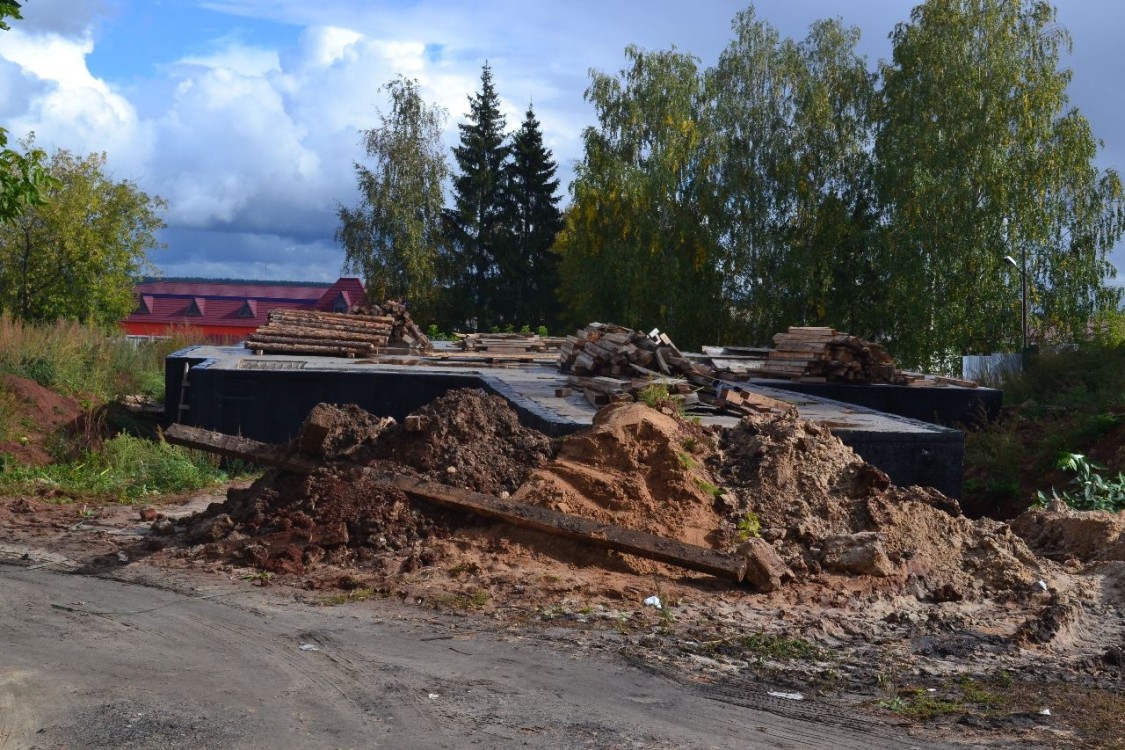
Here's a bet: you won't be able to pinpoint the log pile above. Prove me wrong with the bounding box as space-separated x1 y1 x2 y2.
245 301 431 358
354 300 432 351
757 327 911 384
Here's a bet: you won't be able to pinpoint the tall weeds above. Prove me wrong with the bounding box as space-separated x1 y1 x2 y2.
0 312 208 401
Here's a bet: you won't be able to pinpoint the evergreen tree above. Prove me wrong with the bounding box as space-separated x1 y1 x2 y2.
445 62 508 330
496 105 564 330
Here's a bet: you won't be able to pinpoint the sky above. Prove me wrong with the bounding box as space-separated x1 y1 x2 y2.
1 0 1122 283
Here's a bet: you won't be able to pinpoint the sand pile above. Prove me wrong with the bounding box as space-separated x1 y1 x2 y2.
1011 500 1125 562
167 390 1047 602
711 412 1044 599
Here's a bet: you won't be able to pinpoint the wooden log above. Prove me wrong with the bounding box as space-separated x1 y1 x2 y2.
255 324 390 343
266 315 395 335
386 476 748 582
164 424 321 473
244 335 375 353
269 309 395 325
245 333 381 350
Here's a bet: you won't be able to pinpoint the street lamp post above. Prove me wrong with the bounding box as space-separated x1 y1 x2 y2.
1004 253 1027 364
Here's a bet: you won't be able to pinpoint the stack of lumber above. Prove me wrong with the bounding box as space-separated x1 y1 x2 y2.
557 323 708 381
757 327 907 384
456 332 566 354
245 300 431 357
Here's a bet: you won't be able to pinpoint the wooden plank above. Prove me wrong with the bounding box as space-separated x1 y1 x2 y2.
164 424 321 474
385 476 748 582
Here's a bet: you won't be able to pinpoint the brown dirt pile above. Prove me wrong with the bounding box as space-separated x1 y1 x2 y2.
513 403 722 547
168 390 1046 603
1011 500 1125 562
171 390 556 577
711 412 1044 599
0 374 82 465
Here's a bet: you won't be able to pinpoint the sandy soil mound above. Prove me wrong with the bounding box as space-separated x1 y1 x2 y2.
1011 500 1125 562
712 412 1044 599
170 389 556 578
514 402 722 548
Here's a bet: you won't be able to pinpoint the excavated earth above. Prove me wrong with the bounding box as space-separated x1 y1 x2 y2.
4 386 1125 747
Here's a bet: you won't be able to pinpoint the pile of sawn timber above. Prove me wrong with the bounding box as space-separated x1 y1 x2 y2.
557 323 793 417
456 332 567 355
245 302 431 358
757 327 910 384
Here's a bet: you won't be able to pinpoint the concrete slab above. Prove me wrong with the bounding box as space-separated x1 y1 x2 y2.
165 346 964 498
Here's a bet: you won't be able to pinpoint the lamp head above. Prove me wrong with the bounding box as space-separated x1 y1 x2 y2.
1004 255 1019 270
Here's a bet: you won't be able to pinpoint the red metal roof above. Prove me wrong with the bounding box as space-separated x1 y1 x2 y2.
122 277 366 338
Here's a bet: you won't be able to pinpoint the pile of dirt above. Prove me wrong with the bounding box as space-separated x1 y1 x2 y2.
1011 500 1125 562
0 374 82 465
369 389 557 495
165 389 1047 604
168 390 557 577
711 412 1044 599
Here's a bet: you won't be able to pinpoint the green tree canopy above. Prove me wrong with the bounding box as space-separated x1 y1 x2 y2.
0 143 166 325
555 46 726 349
1 0 51 227
336 76 449 322
876 0 1124 365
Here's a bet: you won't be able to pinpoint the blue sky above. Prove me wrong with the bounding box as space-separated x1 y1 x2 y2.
2 0 1122 283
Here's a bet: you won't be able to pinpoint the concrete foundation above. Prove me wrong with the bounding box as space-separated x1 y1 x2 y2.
755 379 1001 429
166 346 965 498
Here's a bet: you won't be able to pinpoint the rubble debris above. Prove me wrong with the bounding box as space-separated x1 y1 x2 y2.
556 323 792 418
163 388 1048 605
166 413 755 583
244 299 431 357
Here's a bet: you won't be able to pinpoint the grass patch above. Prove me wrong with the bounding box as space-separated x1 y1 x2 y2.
0 434 238 503
695 479 723 499
736 511 761 540
676 451 697 469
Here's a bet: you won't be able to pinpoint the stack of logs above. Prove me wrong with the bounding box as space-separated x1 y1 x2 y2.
757 327 909 384
245 301 431 358
556 323 793 417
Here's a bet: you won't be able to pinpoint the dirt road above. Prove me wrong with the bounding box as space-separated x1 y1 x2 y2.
0 561 946 750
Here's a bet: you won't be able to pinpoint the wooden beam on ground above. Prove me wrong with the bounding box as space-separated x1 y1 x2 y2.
384 475 748 583
163 423 321 474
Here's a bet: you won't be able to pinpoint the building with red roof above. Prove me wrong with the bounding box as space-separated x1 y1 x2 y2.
122 277 366 339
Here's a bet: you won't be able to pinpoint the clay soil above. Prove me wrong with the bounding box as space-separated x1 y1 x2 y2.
3 386 1125 748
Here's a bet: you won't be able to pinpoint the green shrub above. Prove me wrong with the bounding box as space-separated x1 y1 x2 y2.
1035 452 1125 512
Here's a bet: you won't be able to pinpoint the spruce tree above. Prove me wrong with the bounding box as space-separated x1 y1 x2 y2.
445 62 508 330
496 104 564 329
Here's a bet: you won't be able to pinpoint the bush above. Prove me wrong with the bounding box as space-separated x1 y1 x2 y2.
1035 453 1125 512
